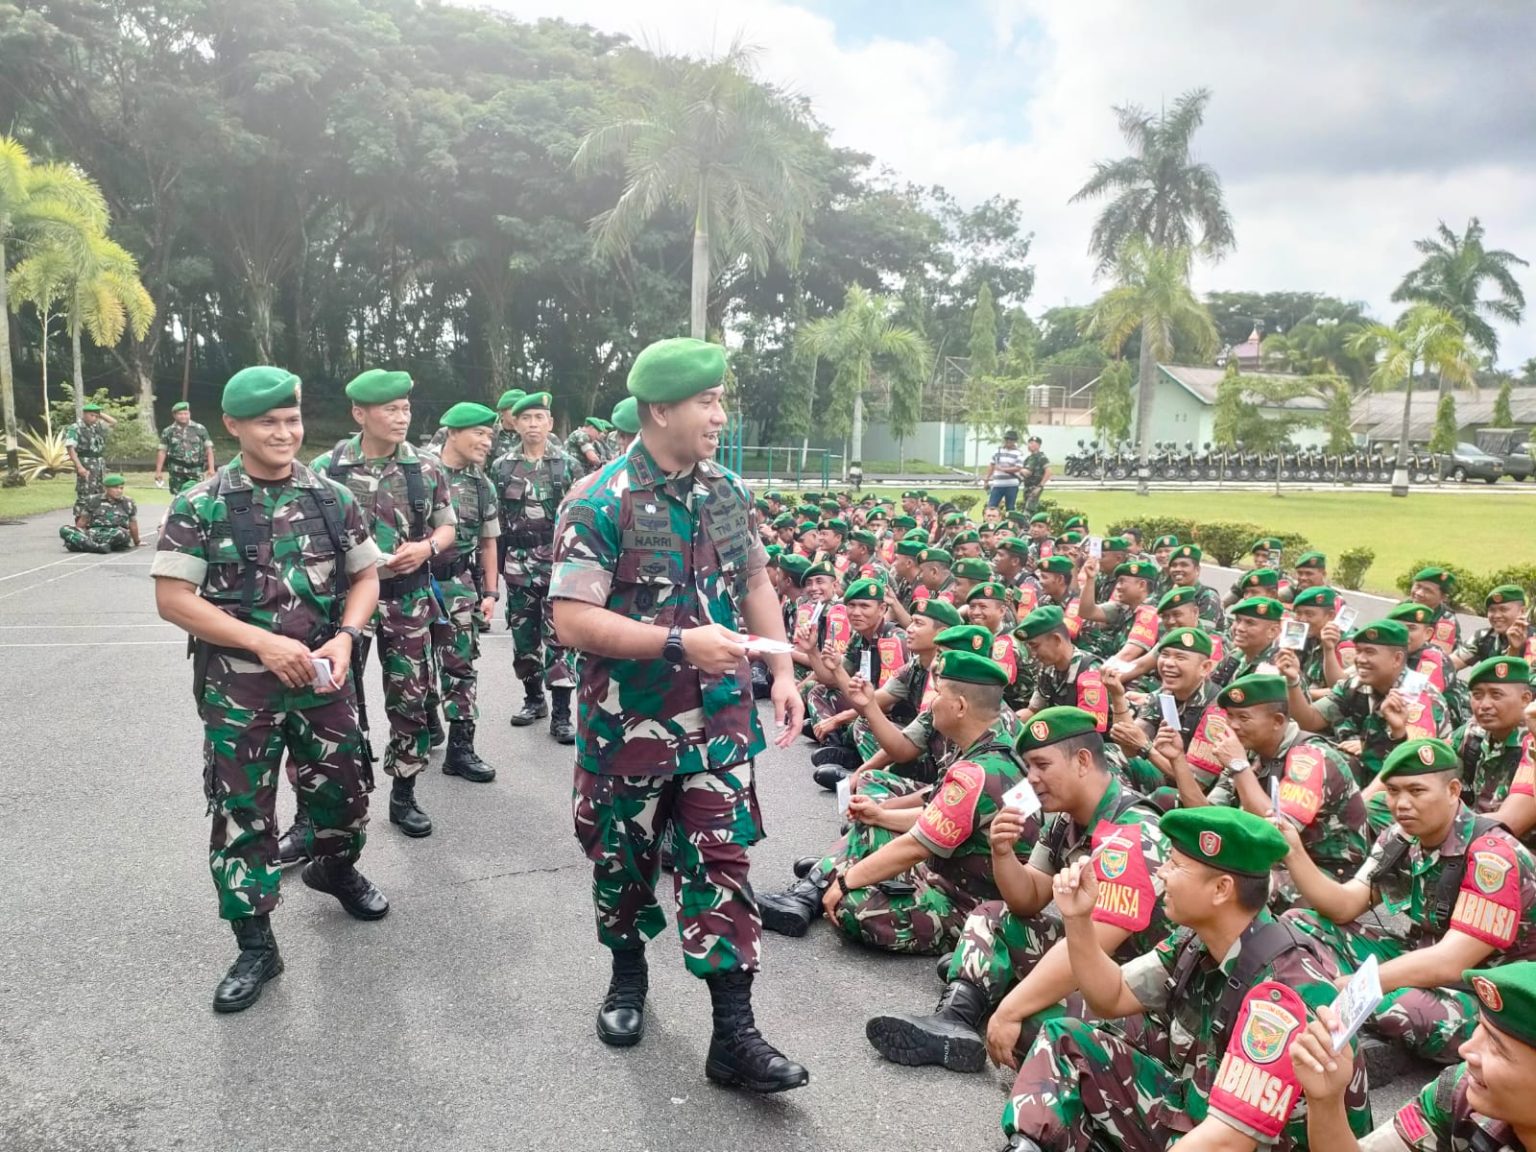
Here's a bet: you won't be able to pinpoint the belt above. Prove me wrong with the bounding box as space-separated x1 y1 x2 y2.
430 554 474 580
378 567 433 599
205 643 263 663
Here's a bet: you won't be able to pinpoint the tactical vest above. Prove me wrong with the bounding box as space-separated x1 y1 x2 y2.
1041 785 1151 865
499 453 569 549
1374 813 1504 938
324 441 429 541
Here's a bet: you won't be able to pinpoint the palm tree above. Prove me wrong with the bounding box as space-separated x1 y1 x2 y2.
0 137 109 484
1393 218 1526 366
573 42 819 338
1087 240 1220 495
6 242 71 435
798 285 932 472
1351 305 1474 497
1072 88 1236 273
59 234 156 426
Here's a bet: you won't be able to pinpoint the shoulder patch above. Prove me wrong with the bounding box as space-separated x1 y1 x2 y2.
1207 981 1307 1141
1278 744 1327 825
915 760 985 854
1449 834 1522 948
1090 822 1155 932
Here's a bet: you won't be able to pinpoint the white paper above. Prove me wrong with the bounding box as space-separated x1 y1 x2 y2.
1001 777 1042 819
1279 618 1309 650
1157 693 1181 730
1087 536 1103 559
835 775 852 817
1330 954 1384 1052
1103 657 1133 675
1399 669 1430 700
310 656 333 689
738 634 794 655
1334 606 1359 632
1255 661 1281 676
858 650 873 681
1270 774 1281 812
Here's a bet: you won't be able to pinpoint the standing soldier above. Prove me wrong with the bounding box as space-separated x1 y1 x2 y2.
154 401 216 493
550 337 809 1093
151 366 388 1013
313 370 457 839
60 473 140 553
566 413 611 476
422 402 502 784
491 391 578 743
492 389 525 461
607 396 640 457
63 401 115 499
1019 435 1050 514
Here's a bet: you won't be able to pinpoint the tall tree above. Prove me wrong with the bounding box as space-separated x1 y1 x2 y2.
574 42 819 338
56 233 156 425
1493 379 1515 427
969 282 998 377
1092 359 1134 445
1393 217 1527 364
1086 240 1219 495
6 240 69 434
1072 87 1235 273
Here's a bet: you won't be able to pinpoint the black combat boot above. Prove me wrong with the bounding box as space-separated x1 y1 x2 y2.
509 679 547 726
274 807 313 867
596 946 648 1047
549 687 575 744
213 915 282 1014
864 979 989 1072
301 856 390 920
425 705 446 749
443 720 496 782
388 775 433 837
757 869 831 938
1005 1138 1045 1152
749 660 773 700
810 745 859 791
935 951 954 982
791 856 820 879
704 971 809 1093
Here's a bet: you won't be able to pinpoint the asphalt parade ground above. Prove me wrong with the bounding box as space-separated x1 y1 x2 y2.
1 500 1426 1152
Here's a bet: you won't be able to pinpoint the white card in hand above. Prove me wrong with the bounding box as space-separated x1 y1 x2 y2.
310 656 333 689
1334 605 1358 632
1157 693 1181 730
1001 778 1042 819
858 650 873 682
1279 618 1309 650
1399 669 1430 700
1270 774 1281 811
836 775 852 817
739 633 794 655
1087 536 1103 558
1255 661 1281 676
1330 954 1384 1051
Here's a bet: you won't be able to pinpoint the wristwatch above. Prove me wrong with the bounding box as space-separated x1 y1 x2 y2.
338 625 363 644
1228 756 1250 774
663 625 685 666
835 872 853 898
429 538 440 556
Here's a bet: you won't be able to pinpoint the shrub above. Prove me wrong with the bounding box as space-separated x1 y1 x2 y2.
1394 559 1484 611
1191 521 1265 567
1335 547 1375 591
1474 564 1536 611
1108 516 1199 546
1036 497 1086 526
948 493 980 514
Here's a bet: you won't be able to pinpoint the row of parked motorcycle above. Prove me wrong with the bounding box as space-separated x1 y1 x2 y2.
1062 441 1465 485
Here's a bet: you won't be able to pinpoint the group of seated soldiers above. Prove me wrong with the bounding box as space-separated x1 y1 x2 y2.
749 486 1536 1152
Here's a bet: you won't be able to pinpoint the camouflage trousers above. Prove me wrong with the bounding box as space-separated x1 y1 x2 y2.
852 719 940 782
168 466 202 494
198 689 369 921
59 524 130 553
814 770 928 867
505 581 573 688
573 762 764 978
804 681 851 732
1285 908 1475 1062
947 900 1065 1004
74 458 104 499
370 588 434 780
428 576 482 722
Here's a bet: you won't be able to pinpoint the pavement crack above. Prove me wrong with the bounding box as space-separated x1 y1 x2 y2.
445 860 586 888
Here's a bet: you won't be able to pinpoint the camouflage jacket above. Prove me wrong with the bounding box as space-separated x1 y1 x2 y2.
602 429 630 460
1427 603 1461 652
1451 722 1535 817
843 620 909 690
1081 599 1161 658
1165 580 1226 633
1134 678 1231 790
150 457 381 708
1455 625 1535 667
1299 636 1329 692
421 450 500 582
1356 802 1536 958
1374 1064 1525 1152
491 425 522 462
76 493 137 530
1409 644 1469 727
63 419 107 459
1315 668 1453 785
491 442 576 586
311 436 456 558
550 439 768 777
882 654 936 728
1028 648 1108 729
159 421 213 468
565 427 608 475
1210 641 1279 690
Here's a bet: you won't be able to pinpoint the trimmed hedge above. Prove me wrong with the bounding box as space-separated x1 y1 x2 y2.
1336 547 1375 591
1395 561 1536 613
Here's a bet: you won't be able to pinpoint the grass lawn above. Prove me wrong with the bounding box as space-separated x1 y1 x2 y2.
0 471 163 521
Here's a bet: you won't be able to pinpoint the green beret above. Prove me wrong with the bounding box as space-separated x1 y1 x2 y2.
171 401 190 413
1153 534 1180 549
924 494 942 506
627 337 727 403
919 548 954 567
1486 584 1527 608
1039 555 1075 577
439 401 498 429
770 512 795 529
1004 511 1029 526
1295 551 1327 569
952 530 981 546
222 366 301 419
912 598 964 628
1017 706 1100 752
1157 587 1196 613
804 561 837 582
823 518 848 535
754 499 770 515
82 402 103 413
903 529 931 543
953 557 992 582
1161 807 1288 878
1218 674 1289 710
1464 963 1536 1049
933 625 995 654
1015 605 1067 640
1157 627 1214 656
777 554 812 586
1387 601 1434 626
1171 544 1203 562
966 581 1007 603
843 578 884 603
849 529 878 549
943 512 967 526
1230 596 1284 620
495 388 527 411
1467 656 1531 688
936 649 1010 687
102 473 125 488
1380 737 1459 779
1103 536 1130 552
901 489 923 499
1241 568 1281 589
512 391 551 415
892 515 917 531
895 539 927 559
1063 516 1087 531
821 502 841 515
797 521 819 536
587 416 612 433
345 368 412 405
796 503 820 518
866 508 888 522
1029 512 1052 525
995 537 1031 558
1114 560 1159 582
1354 620 1409 648
1251 537 1285 553
1292 586 1340 610
1059 532 1085 546
1412 566 1456 589
765 543 783 559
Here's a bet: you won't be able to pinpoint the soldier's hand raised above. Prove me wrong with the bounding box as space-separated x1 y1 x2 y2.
1508 619 1528 655
990 807 1030 856
1320 621 1341 650
1289 1007 1355 1103
1274 648 1302 682
681 624 747 675
1052 858 1098 921
258 634 321 689
844 675 874 710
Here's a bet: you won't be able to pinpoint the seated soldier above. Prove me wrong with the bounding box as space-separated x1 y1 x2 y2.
1389 601 1469 728
865 707 1169 1074
950 555 992 604
1075 556 1161 664
1408 566 1462 654
1283 738 1536 1065
965 581 1034 713
1294 960 1536 1152
991 536 1039 602
1116 584 1229 684
1211 595 1285 688
1164 542 1227 634
1035 555 1082 636
952 529 984 561
1002 807 1371 1152
843 528 888 583
1454 657 1535 846
60 473 140 553
1287 551 1329 603
1291 586 1348 696
757 647 1027 954
913 547 956 605
788 560 841 679
1225 562 1285 609
1106 627 1227 805
883 538 927 627
802 577 908 753
1455 584 1535 668
1015 605 1108 728
1280 619 1452 791
1181 672 1367 908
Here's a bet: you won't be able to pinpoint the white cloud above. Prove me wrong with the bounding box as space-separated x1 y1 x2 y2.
477 0 1536 365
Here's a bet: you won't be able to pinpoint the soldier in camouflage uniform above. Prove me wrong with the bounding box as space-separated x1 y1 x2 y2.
606 395 640 458
1389 600 1471 728
963 581 1033 711
1454 657 1536 844
59 473 139 552
312 369 457 840
1298 963 1536 1152
492 391 578 743
154 401 215 493
1454 585 1535 669
803 577 909 780
1284 738 1536 1064
1002 806 1371 1152
550 337 809 1092
866 708 1170 1074
1291 586 1347 695
1074 557 1161 663
1208 594 1284 688
151 366 388 1014
1410 566 1463 654
1016 605 1109 732
62 402 113 499
491 389 524 461
1164 543 1227 634
565 414 611 476
421 403 502 785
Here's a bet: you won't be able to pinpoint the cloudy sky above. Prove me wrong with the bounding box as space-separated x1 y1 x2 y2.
482 0 1536 366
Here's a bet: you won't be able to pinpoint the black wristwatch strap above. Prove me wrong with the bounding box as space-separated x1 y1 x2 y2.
338 625 362 642
664 625 684 665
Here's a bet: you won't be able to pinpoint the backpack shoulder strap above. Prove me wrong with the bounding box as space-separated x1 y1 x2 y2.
1209 919 1322 1054
400 456 428 539
1459 727 1486 788
295 474 352 602
216 468 270 620
1434 815 1504 930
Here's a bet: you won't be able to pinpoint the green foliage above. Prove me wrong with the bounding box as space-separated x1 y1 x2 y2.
1211 361 1314 453
1190 522 1266 567
947 493 979 514
1392 217 1528 359
50 385 156 462
1107 515 1198 544
1036 497 1087 526
1493 379 1515 427
1430 393 1459 453
16 425 69 480
969 283 998 378
1335 546 1375 591
1093 359 1135 444
1477 565 1536 610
